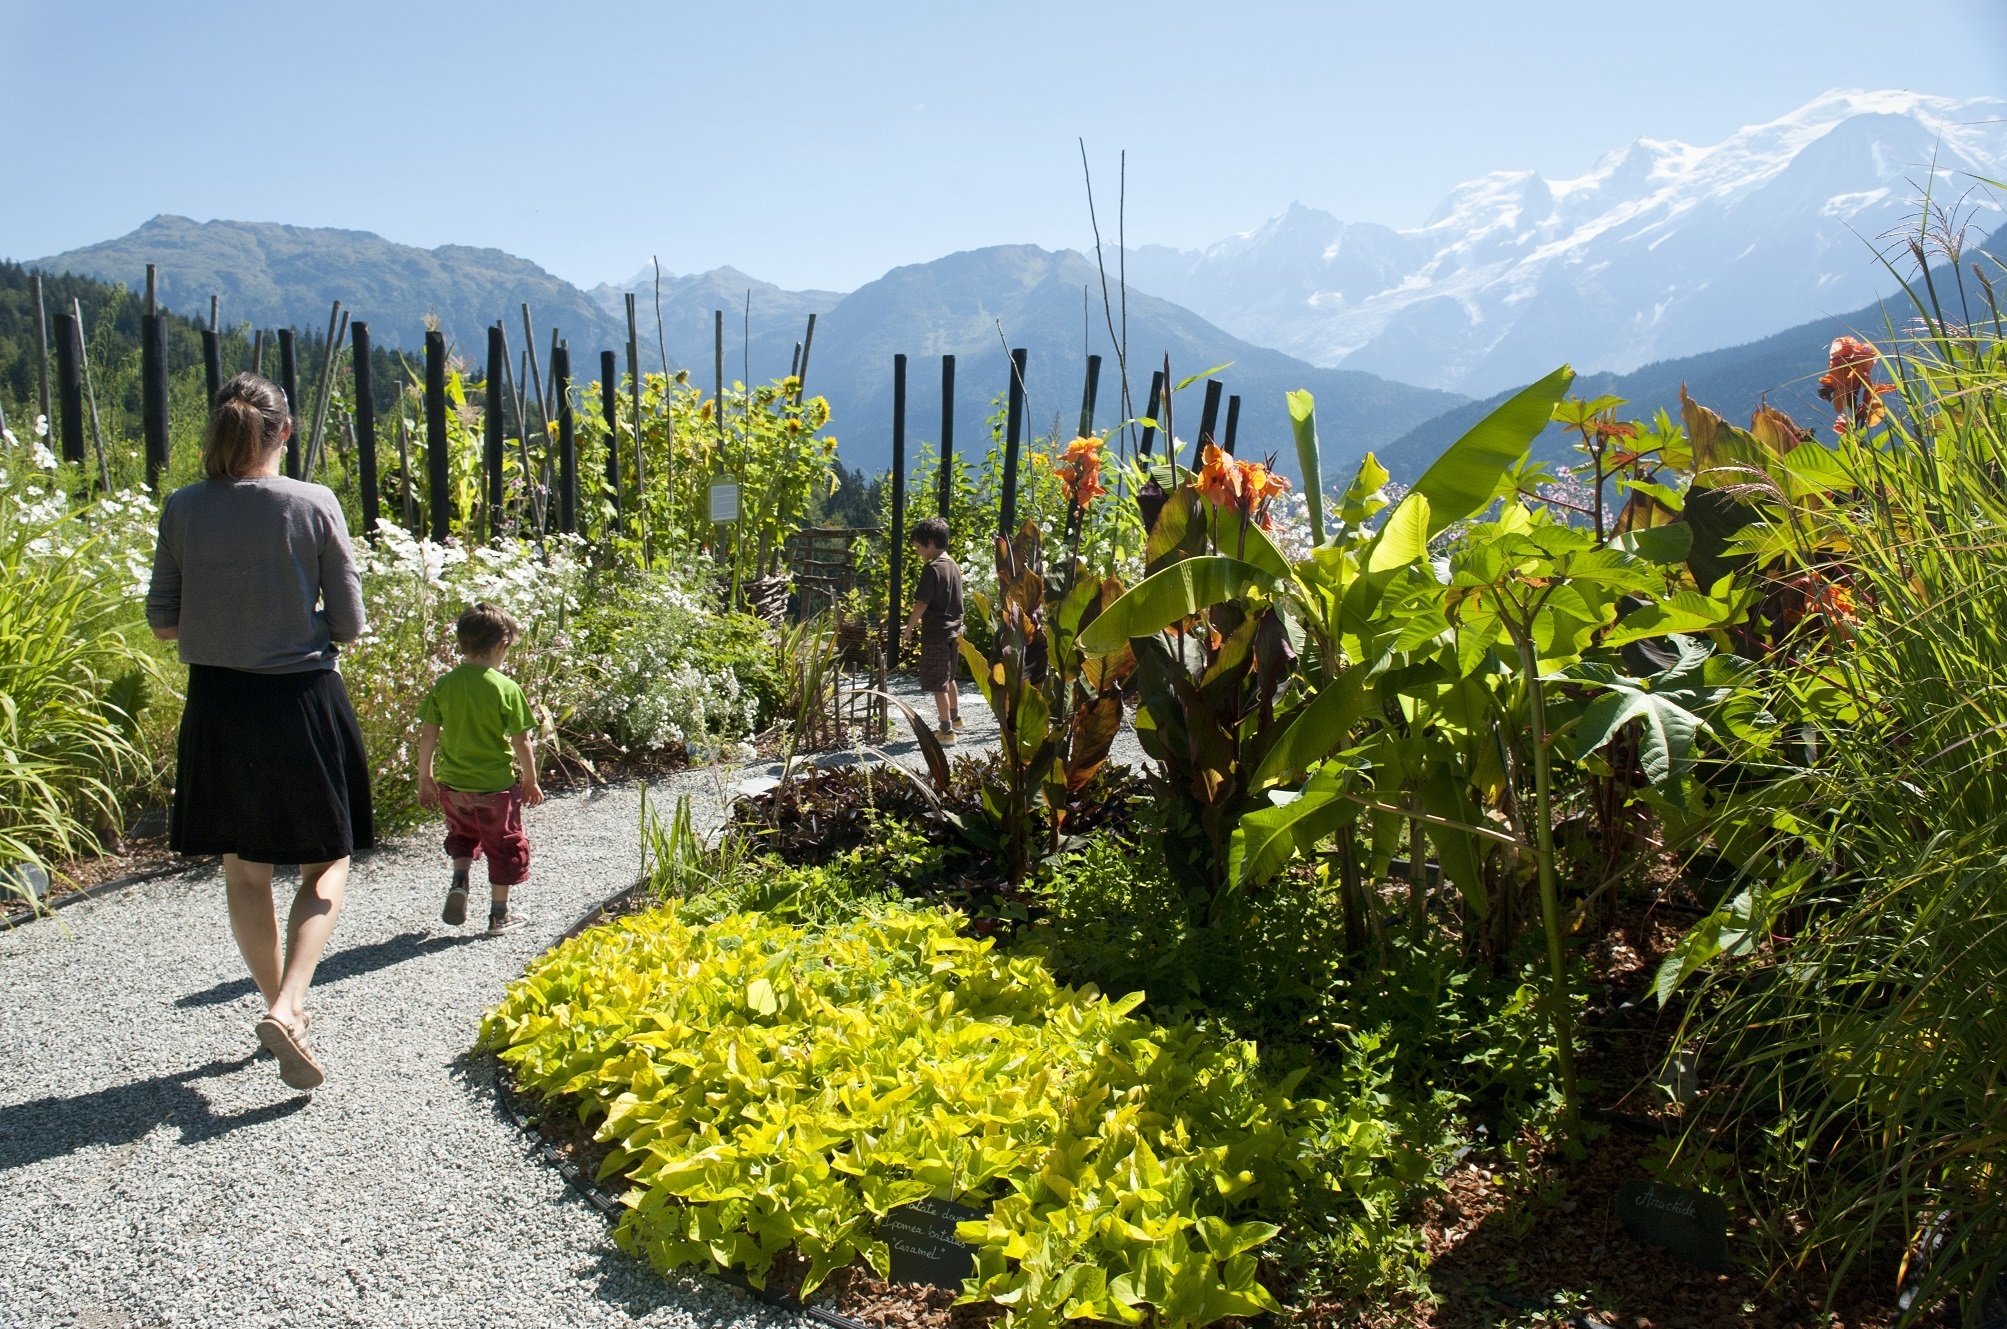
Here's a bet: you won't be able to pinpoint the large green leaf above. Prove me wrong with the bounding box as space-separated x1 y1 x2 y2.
1199 498 1291 578
1078 557 1277 653
1228 766 1362 889
1249 663 1372 789
1409 366 1576 536
1416 767 1488 917
1287 390 1324 547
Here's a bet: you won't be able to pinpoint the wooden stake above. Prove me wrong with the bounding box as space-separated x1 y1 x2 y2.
1078 354 1102 439
553 344 576 534
600 349 621 535
1222 394 1242 457
939 354 955 524
425 330 449 541
889 353 908 668
253 329 265 379
795 313 816 404
201 329 222 406
209 294 219 333
1138 370 1165 456
352 321 380 534
145 264 157 316
1197 379 1224 458
1000 347 1027 537
713 309 725 445
278 328 301 477
54 312 84 468
519 305 553 442
141 305 169 488
625 292 648 566
31 274 53 442
485 325 506 541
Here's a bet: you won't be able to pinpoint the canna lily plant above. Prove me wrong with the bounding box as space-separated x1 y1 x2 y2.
1083 365 1767 1123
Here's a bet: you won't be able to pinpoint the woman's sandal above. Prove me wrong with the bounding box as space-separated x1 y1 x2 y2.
255 1012 325 1091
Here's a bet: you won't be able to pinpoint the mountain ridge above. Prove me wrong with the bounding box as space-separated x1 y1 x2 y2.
1124 89 2007 395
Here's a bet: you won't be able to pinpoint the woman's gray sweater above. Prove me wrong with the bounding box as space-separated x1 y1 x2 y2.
145 476 366 674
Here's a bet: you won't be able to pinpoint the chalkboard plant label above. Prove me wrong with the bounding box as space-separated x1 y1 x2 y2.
1617 1178 1729 1272
875 1196 986 1289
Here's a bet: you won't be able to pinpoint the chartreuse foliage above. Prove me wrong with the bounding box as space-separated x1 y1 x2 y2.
481 904 1399 1328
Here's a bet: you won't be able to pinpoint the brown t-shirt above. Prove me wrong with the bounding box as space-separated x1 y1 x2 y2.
914 554 964 640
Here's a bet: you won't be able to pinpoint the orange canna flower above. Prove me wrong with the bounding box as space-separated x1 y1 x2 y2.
1055 435 1106 510
1194 444 1293 526
1818 336 1896 432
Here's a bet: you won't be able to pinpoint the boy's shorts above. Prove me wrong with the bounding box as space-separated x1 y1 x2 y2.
440 784 530 886
918 632 959 694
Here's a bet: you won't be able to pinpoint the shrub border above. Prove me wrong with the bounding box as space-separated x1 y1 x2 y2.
486 875 871 1329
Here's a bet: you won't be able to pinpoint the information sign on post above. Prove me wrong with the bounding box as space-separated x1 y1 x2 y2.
876 1197 985 1289
708 480 741 524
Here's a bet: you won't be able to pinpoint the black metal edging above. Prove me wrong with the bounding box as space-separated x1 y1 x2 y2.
490 875 870 1329
0 857 212 933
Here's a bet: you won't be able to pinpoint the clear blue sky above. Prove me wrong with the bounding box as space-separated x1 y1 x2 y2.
4 0 2002 291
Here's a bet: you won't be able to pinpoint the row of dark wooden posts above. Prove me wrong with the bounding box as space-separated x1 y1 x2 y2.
877 346 1240 666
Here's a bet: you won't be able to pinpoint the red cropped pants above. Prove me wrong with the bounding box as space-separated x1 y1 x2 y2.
440 784 531 886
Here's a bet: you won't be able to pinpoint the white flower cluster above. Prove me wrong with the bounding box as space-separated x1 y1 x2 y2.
2 466 160 601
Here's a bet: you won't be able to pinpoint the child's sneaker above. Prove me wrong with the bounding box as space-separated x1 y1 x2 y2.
937 724 958 746
486 908 528 936
951 712 966 729
442 875 470 926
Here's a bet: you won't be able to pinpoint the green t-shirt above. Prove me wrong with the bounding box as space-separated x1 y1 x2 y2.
417 664 536 793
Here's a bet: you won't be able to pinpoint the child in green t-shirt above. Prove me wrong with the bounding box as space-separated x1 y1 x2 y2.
416 603 545 935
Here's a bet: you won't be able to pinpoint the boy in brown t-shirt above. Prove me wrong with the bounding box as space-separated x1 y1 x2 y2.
903 517 963 743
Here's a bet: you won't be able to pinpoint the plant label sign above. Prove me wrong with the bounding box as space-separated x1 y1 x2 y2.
876 1197 984 1288
708 481 740 524
1617 1179 1729 1272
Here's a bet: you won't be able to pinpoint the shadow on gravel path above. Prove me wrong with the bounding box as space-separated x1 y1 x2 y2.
0 1054 308 1168
174 929 483 1007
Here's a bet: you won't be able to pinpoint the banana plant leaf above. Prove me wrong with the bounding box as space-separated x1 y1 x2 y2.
1248 662 1374 790
1228 764 1364 890
1078 557 1278 653
1408 365 1576 537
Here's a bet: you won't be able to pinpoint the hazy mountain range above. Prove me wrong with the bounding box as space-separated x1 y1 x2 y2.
21 88 2000 481
1125 90 2004 395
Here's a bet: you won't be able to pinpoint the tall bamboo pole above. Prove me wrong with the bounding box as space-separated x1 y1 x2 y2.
794 313 816 404
1222 394 1242 457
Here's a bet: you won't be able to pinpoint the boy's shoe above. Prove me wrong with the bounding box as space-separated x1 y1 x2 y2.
486 909 528 937
442 884 469 926
936 725 958 746
951 712 966 730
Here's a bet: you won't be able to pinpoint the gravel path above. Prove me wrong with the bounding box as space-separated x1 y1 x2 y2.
0 678 1139 1328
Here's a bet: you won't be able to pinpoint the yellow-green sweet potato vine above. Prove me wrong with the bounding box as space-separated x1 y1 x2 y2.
479 904 1381 1328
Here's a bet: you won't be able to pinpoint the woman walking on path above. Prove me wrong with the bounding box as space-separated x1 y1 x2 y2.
146 373 373 1091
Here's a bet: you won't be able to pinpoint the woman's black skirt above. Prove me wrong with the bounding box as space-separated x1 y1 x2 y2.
171 665 376 865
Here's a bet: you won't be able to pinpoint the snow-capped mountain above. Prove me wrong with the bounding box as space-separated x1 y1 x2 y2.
1126 90 2006 394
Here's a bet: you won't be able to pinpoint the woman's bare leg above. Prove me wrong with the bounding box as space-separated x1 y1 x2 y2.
269 858 347 1027
223 855 283 1008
